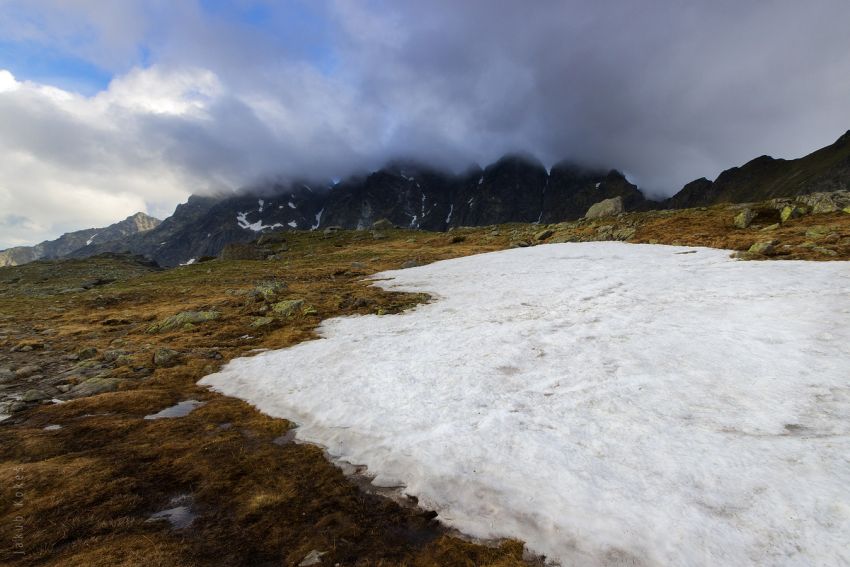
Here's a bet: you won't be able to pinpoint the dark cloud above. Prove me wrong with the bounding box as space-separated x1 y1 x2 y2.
1 0 849 247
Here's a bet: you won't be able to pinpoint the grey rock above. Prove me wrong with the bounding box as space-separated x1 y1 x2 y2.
371 218 394 231
153 348 181 367
401 260 421 269
748 240 778 256
68 376 121 397
584 197 624 219
272 299 305 317
21 389 49 402
733 208 756 229
15 365 41 379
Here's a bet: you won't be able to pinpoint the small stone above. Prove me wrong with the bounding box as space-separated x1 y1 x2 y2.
68 376 121 397
733 208 756 229
301 305 318 316
804 225 831 240
534 229 554 241
77 347 98 360
249 317 275 329
323 226 342 236
21 389 49 402
350 261 366 269
748 240 778 256
153 348 181 367
371 218 394 231
400 260 421 269
760 223 780 231
272 300 305 317
15 365 41 378
812 246 838 257
780 205 806 223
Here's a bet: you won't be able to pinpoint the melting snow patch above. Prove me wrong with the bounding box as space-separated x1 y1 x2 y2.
258 199 264 212
86 232 99 246
147 495 195 529
288 221 297 228
445 204 453 224
43 424 62 431
595 182 601 189
312 208 324 230
200 243 850 566
288 201 297 209
237 212 283 232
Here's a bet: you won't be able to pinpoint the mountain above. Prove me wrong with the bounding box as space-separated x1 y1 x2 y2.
13 130 850 268
666 130 850 208
0 212 161 267
72 156 654 266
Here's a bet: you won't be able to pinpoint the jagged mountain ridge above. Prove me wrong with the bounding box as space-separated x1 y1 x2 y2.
75 156 649 266
0 212 160 267
665 130 850 208
11 129 850 268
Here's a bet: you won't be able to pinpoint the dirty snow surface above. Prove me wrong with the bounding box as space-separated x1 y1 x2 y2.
200 242 850 566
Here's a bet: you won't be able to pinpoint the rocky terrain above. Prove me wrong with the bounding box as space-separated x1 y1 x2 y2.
0 213 161 267
0 195 847 566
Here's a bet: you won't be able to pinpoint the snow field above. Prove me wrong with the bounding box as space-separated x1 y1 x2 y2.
200 243 850 566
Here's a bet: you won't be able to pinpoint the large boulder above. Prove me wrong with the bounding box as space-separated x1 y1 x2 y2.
584 197 624 219
733 208 756 229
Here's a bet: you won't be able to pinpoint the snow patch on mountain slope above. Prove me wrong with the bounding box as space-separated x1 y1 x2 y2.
201 243 850 566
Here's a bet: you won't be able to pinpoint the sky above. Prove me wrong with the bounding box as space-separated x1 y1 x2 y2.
1 0 849 249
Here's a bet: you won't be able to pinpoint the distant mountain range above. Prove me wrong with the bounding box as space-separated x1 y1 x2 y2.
0 212 160 267
2 130 848 268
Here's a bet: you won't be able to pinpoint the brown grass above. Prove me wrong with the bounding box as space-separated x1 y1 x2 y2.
0 205 848 565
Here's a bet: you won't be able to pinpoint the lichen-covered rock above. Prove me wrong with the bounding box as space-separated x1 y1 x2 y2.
585 197 624 219
77 346 98 360
21 389 50 402
68 376 121 397
147 311 220 333
760 223 780 231
14 365 41 378
748 240 778 256
805 225 831 240
733 208 756 229
272 299 304 317
252 280 287 302
534 229 554 241
780 205 807 223
371 218 394 231
612 227 636 241
153 348 181 367
249 316 275 328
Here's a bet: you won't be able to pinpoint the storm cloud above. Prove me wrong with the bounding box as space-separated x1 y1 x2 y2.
1 0 849 247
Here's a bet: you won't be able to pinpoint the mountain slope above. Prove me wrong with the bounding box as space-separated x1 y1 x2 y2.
666 130 850 208
0 212 161 267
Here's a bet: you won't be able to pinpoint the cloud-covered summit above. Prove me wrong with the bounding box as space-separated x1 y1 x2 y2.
1 0 849 248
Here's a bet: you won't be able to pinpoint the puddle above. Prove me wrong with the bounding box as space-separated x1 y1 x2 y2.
144 400 205 420
43 424 62 431
147 494 195 529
